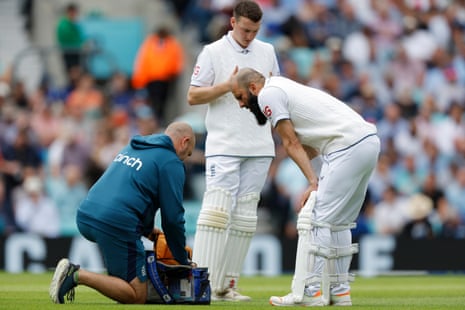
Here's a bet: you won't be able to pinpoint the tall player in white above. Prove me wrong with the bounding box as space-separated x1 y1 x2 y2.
230 67 380 306
187 0 280 302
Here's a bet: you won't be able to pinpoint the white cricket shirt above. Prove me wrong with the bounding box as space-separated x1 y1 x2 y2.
190 31 280 157
258 76 378 155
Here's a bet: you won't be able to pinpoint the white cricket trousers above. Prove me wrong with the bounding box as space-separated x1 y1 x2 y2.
205 156 272 208
311 134 380 294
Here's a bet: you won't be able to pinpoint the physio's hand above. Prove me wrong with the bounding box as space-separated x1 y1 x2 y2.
147 228 163 241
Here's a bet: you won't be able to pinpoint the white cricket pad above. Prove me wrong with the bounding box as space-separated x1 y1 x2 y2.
192 188 232 290
306 223 358 305
291 191 316 302
216 192 259 293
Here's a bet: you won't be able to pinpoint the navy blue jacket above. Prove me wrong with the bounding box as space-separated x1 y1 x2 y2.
78 134 188 265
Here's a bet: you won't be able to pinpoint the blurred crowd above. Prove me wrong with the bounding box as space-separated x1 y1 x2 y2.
1 0 465 240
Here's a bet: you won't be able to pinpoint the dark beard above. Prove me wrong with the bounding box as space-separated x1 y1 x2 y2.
248 92 268 126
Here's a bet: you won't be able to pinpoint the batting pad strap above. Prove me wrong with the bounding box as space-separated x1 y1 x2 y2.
296 210 312 231
309 243 359 259
311 221 356 232
328 273 356 283
306 274 322 285
197 209 229 228
230 214 257 233
237 192 260 205
305 272 356 286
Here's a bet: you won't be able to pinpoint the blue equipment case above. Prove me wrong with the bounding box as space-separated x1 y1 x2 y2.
146 251 211 304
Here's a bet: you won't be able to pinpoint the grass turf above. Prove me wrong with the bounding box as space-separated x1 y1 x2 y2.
0 272 464 309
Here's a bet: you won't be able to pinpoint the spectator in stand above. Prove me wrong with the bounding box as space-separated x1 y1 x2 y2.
105 71 135 114
47 120 91 186
401 15 438 63
400 193 434 239
335 58 360 103
432 102 465 158
30 103 63 149
331 0 363 40
416 138 451 189
179 0 215 43
393 118 424 157
0 126 43 232
368 153 393 204
376 103 409 151
132 26 185 124
423 48 464 114
384 43 426 107
14 175 60 237
419 172 453 237
132 105 160 136
65 73 105 123
391 153 427 196
445 165 465 224
368 1 402 64
350 82 384 123
373 185 408 235
87 120 130 180
342 25 375 72
56 3 85 73
10 80 29 109
46 164 87 236
0 178 7 234
257 0 292 42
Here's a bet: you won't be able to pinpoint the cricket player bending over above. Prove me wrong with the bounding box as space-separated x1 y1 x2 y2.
230 68 380 306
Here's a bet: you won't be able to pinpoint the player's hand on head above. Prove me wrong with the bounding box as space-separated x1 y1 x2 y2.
227 65 239 92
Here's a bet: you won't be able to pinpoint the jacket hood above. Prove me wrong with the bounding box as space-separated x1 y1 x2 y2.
130 134 174 150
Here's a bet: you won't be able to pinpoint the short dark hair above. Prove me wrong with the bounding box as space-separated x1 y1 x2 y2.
66 3 78 14
233 0 262 23
236 67 265 89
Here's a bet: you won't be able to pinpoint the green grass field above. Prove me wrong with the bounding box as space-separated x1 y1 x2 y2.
0 272 464 309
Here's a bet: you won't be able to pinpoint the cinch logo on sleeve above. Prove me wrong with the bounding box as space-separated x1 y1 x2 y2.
114 153 143 171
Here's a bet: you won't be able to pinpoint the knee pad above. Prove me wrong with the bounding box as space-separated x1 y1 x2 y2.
196 188 231 230
230 192 260 234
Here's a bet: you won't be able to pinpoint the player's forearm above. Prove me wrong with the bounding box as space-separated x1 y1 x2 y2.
187 83 231 105
276 120 318 185
285 142 318 186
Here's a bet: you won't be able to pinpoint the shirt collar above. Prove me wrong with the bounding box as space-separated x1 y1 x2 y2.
226 31 251 54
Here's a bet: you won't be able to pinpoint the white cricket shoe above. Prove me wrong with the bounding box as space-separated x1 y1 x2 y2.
331 292 352 306
269 291 325 307
212 288 252 302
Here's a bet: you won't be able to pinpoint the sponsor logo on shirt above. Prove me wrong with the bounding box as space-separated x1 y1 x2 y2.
114 153 143 171
193 65 200 76
263 105 272 117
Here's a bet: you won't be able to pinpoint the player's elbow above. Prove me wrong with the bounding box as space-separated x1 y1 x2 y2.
187 93 196 106
187 86 200 106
